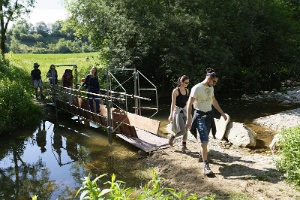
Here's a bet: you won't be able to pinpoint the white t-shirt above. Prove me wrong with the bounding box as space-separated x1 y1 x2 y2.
190 83 214 112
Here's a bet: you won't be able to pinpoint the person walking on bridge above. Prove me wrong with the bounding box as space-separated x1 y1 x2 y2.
186 68 227 176
78 66 100 114
168 75 190 153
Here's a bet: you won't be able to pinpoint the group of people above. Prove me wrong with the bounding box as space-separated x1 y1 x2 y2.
31 63 100 114
168 68 227 176
31 63 74 102
32 62 225 175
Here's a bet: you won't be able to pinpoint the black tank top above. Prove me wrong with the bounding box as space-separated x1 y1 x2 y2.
176 88 189 108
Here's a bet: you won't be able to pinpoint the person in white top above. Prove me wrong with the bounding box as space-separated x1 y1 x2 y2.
186 68 227 176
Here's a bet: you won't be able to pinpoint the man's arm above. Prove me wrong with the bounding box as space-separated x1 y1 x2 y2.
212 96 227 120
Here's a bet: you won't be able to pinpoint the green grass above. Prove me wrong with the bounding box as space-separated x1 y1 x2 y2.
6 52 103 82
276 126 300 186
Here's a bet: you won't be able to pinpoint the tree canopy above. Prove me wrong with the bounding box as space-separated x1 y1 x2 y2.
0 0 36 55
6 19 95 53
67 0 300 97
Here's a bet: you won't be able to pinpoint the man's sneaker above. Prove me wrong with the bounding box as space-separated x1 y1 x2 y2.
203 161 213 175
182 145 191 153
169 135 175 147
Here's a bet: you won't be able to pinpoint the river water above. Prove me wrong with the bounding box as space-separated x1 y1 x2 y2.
0 100 298 199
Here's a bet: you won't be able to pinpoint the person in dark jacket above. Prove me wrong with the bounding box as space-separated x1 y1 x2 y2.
168 75 190 153
31 62 44 100
78 66 100 113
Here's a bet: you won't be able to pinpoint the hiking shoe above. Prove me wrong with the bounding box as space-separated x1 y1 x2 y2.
182 145 191 153
169 135 175 146
203 162 213 175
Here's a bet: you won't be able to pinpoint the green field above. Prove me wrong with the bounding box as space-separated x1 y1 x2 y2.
6 52 102 82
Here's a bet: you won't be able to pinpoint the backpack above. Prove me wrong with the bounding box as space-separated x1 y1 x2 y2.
63 69 73 87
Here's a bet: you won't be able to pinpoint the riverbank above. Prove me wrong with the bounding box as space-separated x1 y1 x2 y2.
139 87 300 199
141 125 300 199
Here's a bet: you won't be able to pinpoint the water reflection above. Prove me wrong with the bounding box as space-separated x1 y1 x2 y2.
36 120 47 153
0 116 143 200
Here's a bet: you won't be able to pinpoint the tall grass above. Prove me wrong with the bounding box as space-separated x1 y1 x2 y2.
74 169 214 200
276 126 300 186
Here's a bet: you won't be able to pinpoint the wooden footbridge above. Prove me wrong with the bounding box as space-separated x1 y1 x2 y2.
47 65 169 152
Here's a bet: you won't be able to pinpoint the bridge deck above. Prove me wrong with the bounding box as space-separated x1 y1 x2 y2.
55 98 169 152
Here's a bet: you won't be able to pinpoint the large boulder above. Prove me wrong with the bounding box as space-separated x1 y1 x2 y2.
253 108 300 132
254 108 300 152
225 122 257 147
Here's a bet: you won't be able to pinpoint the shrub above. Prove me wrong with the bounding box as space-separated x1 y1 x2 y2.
0 77 42 133
75 169 215 200
0 58 42 134
276 126 300 185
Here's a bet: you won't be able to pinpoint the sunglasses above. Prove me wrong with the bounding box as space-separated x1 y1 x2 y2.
211 79 217 84
184 82 189 84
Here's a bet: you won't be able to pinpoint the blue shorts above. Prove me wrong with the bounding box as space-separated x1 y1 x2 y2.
196 116 209 142
194 111 213 143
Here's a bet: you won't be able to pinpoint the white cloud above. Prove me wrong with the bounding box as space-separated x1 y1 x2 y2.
30 0 67 24
28 9 67 25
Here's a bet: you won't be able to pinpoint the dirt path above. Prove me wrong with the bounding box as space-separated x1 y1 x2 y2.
141 134 300 199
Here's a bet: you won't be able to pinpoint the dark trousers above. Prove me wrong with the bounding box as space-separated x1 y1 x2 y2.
87 93 100 114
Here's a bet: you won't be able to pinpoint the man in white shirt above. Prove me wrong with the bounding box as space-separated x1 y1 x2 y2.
186 68 227 175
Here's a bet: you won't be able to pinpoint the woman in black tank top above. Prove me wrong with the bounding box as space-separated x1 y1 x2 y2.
176 87 189 108
168 75 190 153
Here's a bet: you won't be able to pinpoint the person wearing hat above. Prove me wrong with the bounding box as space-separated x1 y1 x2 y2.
31 62 44 100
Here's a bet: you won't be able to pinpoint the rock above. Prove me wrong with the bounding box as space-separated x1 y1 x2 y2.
225 122 257 148
253 108 300 132
168 119 257 148
241 86 300 105
269 134 282 154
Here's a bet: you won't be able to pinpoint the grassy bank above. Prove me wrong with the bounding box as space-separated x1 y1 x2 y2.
1 52 103 134
6 52 102 82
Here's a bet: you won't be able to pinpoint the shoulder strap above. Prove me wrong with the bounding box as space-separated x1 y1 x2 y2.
177 87 181 95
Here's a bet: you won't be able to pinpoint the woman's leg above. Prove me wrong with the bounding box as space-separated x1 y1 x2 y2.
94 96 100 114
87 94 94 112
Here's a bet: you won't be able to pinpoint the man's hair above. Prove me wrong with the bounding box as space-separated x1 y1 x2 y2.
206 68 218 78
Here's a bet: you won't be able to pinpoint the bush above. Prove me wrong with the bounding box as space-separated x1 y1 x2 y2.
0 59 42 134
75 169 215 200
276 126 300 185
0 77 42 133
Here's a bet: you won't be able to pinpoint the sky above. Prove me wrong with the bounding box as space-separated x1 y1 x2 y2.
26 0 67 25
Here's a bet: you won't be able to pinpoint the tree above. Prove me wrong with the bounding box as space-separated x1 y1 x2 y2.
35 21 49 37
50 20 63 37
67 0 300 97
0 0 36 56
